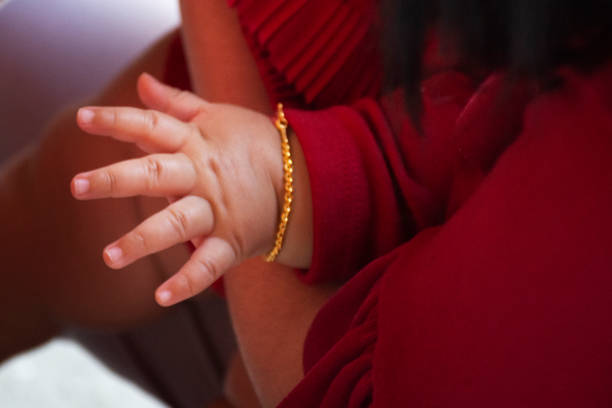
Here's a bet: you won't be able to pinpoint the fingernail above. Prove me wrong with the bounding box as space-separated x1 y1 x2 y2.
157 290 172 305
78 108 95 124
73 178 90 195
144 72 156 81
105 246 123 264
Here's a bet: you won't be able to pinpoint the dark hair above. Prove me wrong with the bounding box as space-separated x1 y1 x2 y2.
383 0 612 114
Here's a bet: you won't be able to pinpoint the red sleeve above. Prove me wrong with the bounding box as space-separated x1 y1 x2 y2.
285 102 412 284
284 71 494 284
280 64 612 407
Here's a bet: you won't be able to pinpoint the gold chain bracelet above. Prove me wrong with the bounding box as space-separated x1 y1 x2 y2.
264 103 294 262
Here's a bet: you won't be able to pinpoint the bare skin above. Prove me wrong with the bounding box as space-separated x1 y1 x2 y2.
171 2 340 404
1 1 334 406
0 31 187 362
72 78 294 306
72 74 333 406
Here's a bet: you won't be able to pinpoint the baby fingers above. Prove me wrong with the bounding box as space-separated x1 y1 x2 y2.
71 153 196 199
77 106 194 153
156 237 237 306
103 196 214 270
137 73 208 122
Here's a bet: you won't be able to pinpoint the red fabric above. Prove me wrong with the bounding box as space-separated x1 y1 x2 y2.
229 0 382 108
280 63 612 406
177 2 612 405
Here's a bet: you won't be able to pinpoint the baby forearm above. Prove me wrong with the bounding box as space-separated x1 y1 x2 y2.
271 130 314 269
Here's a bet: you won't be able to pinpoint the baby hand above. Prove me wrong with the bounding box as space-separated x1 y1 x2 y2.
71 74 284 306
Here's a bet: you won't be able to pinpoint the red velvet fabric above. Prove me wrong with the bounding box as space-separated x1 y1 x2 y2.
168 1 612 405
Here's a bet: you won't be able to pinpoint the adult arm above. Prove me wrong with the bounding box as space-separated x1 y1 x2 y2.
0 30 191 361
177 1 326 406
178 0 270 112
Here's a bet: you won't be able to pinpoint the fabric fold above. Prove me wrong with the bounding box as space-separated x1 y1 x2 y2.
228 0 382 107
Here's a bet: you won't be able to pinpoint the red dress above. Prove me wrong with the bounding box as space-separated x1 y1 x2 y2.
172 1 612 405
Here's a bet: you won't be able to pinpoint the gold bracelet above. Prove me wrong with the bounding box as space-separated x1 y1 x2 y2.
264 103 294 263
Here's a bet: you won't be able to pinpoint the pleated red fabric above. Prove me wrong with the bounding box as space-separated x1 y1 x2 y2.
229 0 382 108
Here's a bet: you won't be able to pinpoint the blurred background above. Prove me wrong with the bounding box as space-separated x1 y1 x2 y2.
0 0 180 406
0 0 180 162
